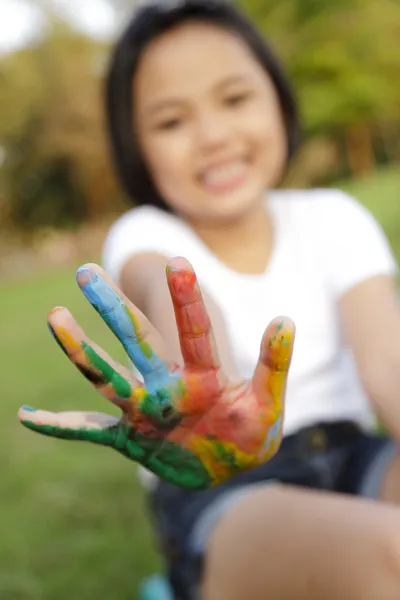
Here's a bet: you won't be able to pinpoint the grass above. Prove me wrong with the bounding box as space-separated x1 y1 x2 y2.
336 165 400 259
0 268 161 600
1 167 399 600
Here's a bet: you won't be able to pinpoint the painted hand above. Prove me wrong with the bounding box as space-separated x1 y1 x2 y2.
18 257 295 489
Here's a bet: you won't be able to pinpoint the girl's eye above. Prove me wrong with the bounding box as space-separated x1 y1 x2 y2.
157 118 183 131
225 92 251 107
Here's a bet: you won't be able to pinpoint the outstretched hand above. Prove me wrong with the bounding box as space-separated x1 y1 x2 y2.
18 257 295 489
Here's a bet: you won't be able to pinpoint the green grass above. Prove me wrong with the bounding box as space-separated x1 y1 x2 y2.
0 267 161 600
1 167 399 600
336 166 400 259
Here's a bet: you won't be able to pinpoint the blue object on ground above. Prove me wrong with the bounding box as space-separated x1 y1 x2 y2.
139 573 175 600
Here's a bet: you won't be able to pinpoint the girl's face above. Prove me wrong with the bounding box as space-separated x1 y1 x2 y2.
134 21 287 222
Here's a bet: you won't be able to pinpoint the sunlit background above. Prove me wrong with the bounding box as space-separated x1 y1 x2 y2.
0 1 399 598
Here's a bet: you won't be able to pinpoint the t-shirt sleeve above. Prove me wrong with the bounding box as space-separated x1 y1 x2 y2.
320 191 398 298
102 207 175 284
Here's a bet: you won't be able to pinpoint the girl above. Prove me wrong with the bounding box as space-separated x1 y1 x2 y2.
19 1 400 599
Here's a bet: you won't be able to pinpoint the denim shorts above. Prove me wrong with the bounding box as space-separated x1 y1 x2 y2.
148 421 396 600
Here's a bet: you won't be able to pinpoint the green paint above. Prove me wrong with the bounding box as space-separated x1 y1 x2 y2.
139 387 181 428
277 321 284 331
82 342 132 398
177 379 187 396
20 419 116 446
214 441 241 473
21 418 211 489
130 431 211 489
48 324 69 356
157 387 174 406
139 340 153 359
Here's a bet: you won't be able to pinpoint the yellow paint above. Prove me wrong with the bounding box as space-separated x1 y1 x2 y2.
132 387 147 402
266 325 294 418
188 434 257 485
56 325 82 353
124 305 142 337
139 340 153 358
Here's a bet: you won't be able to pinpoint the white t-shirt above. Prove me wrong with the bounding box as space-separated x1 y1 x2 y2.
103 188 397 440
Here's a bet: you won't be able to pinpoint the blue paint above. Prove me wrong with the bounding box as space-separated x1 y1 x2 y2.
263 415 282 453
22 406 36 412
77 268 172 391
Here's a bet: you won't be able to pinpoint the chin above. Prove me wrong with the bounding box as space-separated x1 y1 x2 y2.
203 190 263 222
174 183 265 223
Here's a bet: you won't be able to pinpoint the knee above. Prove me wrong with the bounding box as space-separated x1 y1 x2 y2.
201 528 400 600
358 526 400 598
379 527 400 581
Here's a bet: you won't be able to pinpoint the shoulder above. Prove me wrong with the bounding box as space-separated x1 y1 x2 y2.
268 187 386 242
104 205 181 241
102 205 192 283
268 188 396 295
268 187 368 220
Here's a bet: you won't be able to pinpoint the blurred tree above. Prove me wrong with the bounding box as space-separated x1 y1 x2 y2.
0 14 123 231
0 0 399 233
240 0 400 178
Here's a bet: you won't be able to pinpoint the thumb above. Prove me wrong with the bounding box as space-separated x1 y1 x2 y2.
252 316 295 417
18 407 118 446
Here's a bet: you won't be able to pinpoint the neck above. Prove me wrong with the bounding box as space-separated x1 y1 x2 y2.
183 201 273 275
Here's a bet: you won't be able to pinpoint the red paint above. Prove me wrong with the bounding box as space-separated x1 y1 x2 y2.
168 269 197 301
168 267 218 371
189 398 265 454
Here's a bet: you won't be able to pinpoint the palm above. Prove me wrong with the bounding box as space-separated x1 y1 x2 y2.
19 257 294 489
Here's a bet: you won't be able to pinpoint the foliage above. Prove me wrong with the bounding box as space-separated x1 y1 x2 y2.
0 0 399 231
0 20 123 231
239 0 400 175
240 0 400 132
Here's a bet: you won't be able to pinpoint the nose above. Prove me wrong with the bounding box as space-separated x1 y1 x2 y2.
194 110 231 151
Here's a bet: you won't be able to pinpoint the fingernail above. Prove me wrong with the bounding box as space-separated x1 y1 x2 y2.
76 266 97 287
22 406 36 412
48 306 65 317
166 264 179 273
168 256 191 271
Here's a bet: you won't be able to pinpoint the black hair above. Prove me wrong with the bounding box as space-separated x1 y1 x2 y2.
105 0 301 212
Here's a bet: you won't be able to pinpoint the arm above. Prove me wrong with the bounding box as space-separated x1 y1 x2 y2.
312 190 399 435
120 252 239 379
339 273 400 438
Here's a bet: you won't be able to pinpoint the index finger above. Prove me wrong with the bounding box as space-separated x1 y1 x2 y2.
76 264 173 391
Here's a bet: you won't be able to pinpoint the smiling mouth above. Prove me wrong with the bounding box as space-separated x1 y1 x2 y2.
199 158 250 194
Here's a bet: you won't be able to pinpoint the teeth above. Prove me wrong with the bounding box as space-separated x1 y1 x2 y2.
203 161 246 186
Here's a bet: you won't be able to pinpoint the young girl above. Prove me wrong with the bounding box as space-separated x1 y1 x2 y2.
18 1 400 599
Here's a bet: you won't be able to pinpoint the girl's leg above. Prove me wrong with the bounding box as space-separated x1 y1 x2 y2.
380 450 400 502
201 484 400 600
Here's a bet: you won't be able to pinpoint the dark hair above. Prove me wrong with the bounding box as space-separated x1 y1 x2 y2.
105 0 301 212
